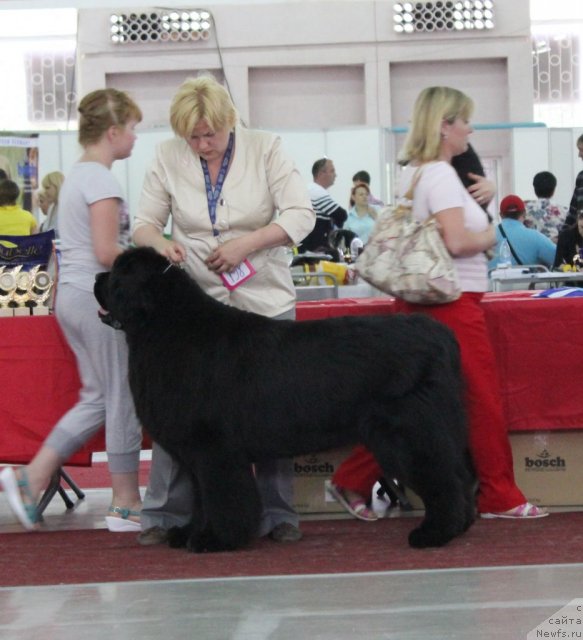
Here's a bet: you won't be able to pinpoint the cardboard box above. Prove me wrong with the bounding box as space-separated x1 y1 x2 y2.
510 431 583 507
293 431 583 514
293 446 354 514
380 432 583 509
293 447 425 514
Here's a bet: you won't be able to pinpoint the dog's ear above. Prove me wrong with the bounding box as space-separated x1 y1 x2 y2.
114 281 157 321
107 251 170 328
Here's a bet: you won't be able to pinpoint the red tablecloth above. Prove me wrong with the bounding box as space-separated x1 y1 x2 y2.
296 297 396 320
1 293 581 465
0 316 100 465
482 291 583 432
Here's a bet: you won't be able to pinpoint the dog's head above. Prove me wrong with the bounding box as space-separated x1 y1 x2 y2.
94 247 178 331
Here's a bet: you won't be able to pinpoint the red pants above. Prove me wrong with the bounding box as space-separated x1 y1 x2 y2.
332 293 525 514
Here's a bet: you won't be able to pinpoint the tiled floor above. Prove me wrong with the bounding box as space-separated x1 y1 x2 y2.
1 471 581 640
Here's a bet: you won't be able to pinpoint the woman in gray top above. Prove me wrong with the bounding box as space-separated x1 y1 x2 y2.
0 89 144 533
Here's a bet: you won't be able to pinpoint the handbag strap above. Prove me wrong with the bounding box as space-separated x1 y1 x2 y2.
402 165 427 201
498 223 523 265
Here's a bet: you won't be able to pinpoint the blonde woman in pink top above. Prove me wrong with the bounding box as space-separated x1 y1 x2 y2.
330 87 547 522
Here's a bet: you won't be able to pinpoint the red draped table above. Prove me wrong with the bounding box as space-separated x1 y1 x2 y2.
1 292 581 465
0 316 100 465
482 291 583 432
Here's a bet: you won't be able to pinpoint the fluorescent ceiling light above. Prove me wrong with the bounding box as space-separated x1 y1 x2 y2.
0 9 77 38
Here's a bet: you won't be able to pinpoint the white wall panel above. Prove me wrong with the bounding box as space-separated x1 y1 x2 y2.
512 128 549 201
389 58 509 129
269 129 326 186
249 65 365 129
547 128 574 206
325 127 383 206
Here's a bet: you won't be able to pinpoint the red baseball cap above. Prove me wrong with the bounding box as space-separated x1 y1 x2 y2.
499 194 526 216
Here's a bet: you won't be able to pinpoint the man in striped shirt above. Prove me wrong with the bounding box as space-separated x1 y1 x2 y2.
299 157 347 253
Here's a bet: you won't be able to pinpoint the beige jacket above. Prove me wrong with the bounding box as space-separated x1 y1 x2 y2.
134 126 315 317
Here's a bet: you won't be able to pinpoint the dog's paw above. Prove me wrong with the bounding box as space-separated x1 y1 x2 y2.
166 525 190 549
408 523 459 548
183 528 239 553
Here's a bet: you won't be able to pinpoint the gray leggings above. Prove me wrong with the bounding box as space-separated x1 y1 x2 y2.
141 307 298 534
44 284 141 473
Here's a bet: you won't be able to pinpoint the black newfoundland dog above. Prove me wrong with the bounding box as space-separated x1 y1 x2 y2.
95 247 475 552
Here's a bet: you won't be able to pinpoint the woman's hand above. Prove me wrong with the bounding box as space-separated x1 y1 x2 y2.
467 173 495 206
205 237 250 273
205 224 292 273
133 224 187 264
159 240 187 264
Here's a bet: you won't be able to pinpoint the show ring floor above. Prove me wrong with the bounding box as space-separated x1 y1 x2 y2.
1 455 582 640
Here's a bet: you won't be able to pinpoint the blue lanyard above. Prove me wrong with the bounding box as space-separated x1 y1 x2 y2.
201 132 234 237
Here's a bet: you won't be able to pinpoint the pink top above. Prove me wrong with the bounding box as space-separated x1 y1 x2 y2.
397 161 490 293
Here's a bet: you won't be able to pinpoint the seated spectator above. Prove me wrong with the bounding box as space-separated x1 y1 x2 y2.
351 170 384 207
553 209 583 269
0 179 38 236
344 182 379 244
524 171 568 243
300 158 347 253
489 195 555 269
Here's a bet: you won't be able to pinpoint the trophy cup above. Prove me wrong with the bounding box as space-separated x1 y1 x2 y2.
0 265 54 316
0 267 17 316
12 266 33 315
29 267 54 315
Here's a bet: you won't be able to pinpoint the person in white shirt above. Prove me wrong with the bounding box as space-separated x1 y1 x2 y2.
301 158 347 252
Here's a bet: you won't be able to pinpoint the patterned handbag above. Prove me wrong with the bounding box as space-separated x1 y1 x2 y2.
355 167 461 304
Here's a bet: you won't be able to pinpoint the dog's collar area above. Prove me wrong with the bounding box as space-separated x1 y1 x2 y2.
98 309 123 330
162 260 184 275
162 261 185 274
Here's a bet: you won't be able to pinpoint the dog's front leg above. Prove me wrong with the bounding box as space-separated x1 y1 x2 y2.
173 446 262 553
165 465 211 552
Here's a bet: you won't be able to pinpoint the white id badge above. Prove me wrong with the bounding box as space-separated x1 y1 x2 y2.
220 259 256 291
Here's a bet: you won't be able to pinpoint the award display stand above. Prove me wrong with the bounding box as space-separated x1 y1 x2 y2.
0 230 57 316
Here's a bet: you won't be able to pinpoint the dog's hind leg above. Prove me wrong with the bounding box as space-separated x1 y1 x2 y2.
173 446 262 553
364 398 471 548
404 454 471 549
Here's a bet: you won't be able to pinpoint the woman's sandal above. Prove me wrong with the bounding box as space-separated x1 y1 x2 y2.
327 484 378 522
480 501 549 519
105 505 142 532
0 466 40 531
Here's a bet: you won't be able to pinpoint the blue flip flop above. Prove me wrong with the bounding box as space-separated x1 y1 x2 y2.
105 505 141 532
0 466 40 531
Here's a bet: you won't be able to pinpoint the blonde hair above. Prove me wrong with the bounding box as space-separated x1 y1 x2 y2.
35 189 49 214
170 75 238 138
77 88 142 147
41 171 65 196
399 87 474 164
